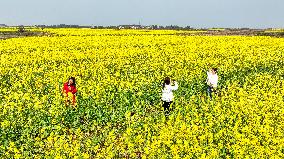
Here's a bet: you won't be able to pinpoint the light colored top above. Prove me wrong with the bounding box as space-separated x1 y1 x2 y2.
161 82 178 102
207 71 218 88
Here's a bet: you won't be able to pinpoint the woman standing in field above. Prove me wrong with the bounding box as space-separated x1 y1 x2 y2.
161 77 178 118
206 68 218 99
63 77 77 106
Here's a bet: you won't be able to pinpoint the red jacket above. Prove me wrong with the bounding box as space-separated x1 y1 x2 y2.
63 82 77 94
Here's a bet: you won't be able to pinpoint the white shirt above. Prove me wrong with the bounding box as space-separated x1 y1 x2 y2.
161 82 178 102
207 71 218 88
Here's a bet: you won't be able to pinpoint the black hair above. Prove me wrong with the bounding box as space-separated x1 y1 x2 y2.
68 77 76 86
163 77 171 89
212 68 218 73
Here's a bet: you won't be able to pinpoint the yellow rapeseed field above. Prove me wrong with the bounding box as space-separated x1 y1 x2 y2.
0 28 284 158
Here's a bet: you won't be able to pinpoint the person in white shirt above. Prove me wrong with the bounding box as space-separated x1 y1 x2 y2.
161 77 178 117
206 68 218 99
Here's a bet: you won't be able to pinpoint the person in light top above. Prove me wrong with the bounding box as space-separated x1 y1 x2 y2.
206 68 218 99
161 77 178 117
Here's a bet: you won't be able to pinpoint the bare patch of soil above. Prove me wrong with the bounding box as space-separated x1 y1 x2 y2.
0 31 52 40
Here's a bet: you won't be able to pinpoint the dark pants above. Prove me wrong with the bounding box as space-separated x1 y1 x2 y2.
163 101 173 117
207 86 217 99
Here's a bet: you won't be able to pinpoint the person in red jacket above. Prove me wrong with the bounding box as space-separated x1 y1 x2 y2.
63 77 77 106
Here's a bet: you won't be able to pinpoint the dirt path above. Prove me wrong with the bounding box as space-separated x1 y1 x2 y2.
178 29 284 37
0 31 51 40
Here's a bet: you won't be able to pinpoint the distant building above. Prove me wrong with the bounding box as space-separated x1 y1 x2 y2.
0 24 7 27
118 25 142 29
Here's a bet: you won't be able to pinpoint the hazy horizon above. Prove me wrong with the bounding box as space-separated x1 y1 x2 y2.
1 0 283 29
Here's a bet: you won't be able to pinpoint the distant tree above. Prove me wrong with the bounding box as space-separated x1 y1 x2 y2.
158 26 165 30
152 25 158 30
18 25 25 33
185 26 191 30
